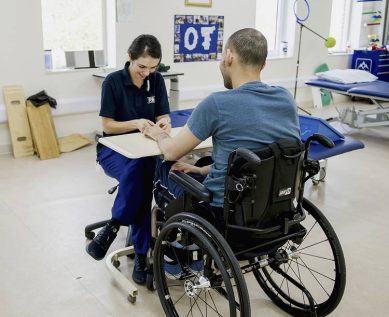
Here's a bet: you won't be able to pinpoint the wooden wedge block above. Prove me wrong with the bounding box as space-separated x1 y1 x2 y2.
2 86 34 157
58 134 91 153
26 101 60 160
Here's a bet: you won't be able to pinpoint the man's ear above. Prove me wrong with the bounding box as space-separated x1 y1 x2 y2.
225 48 233 66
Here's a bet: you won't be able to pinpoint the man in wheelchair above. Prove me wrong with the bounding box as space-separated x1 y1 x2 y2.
145 28 300 211
143 28 346 317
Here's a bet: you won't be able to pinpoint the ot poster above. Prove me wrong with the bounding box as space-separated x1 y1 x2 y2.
174 15 224 63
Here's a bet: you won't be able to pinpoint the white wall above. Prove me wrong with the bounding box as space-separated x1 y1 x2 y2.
0 0 350 154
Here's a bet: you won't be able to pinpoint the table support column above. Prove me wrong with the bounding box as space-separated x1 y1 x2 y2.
169 77 180 111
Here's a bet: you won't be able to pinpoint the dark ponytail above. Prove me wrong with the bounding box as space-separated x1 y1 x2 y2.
127 34 162 61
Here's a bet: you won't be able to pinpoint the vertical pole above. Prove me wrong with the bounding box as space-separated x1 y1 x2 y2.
294 23 303 100
294 23 312 115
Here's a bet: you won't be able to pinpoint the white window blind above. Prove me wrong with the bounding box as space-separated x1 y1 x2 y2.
329 0 352 53
41 0 114 70
255 0 295 58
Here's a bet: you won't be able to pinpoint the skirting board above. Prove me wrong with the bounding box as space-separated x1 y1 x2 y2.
0 143 12 155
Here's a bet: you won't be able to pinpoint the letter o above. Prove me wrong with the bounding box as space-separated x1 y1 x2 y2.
184 27 198 51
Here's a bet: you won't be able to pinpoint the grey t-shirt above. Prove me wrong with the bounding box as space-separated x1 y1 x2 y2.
187 81 300 206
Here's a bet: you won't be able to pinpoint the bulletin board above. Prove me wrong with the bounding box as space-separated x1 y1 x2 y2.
173 15 224 63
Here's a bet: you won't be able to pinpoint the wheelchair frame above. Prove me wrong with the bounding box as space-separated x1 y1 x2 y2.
105 134 346 316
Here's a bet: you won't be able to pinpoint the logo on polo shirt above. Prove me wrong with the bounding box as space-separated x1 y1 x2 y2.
147 96 155 104
278 187 292 197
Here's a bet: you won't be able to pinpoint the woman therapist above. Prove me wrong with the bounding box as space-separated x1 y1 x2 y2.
86 34 170 285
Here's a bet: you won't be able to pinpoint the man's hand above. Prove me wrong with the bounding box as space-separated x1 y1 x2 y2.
143 124 202 162
171 162 210 175
143 124 169 141
136 119 155 133
156 117 172 134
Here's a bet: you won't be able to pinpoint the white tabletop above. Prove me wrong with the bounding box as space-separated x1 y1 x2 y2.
99 127 212 159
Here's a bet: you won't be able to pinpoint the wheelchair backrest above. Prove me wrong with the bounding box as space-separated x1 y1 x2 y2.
223 138 305 230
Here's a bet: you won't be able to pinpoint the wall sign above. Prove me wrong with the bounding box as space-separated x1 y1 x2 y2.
174 15 224 63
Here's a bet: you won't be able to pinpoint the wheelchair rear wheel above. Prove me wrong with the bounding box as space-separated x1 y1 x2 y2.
251 198 346 317
153 213 250 317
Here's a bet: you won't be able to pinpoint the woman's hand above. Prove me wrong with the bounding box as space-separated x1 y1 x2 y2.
136 119 155 133
170 162 207 175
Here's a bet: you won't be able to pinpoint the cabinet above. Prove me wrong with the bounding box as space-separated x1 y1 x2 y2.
352 49 389 81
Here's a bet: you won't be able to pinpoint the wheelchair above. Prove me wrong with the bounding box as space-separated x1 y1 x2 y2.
146 134 346 317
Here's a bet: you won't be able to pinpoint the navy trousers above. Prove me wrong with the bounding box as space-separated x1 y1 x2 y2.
97 147 156 255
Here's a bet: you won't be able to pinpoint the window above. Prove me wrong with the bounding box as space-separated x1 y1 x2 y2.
329 0 352 53
255 0 295 58
41 0 115 70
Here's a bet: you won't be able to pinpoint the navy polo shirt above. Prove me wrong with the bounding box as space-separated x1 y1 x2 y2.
99 61 170 137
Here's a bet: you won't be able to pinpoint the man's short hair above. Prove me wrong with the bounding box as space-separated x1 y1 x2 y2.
226 28 267 67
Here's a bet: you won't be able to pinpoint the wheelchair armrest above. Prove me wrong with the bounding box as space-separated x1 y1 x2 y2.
168 170 212 203
305 133 335 150
236 148 261 166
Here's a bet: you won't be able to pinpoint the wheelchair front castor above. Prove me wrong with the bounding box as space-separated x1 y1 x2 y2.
146 273 155 291
112 260 120 268
127 294 136 303
85 231 95 240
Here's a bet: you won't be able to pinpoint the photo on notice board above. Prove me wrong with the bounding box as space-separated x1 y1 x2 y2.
173 15 224 63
